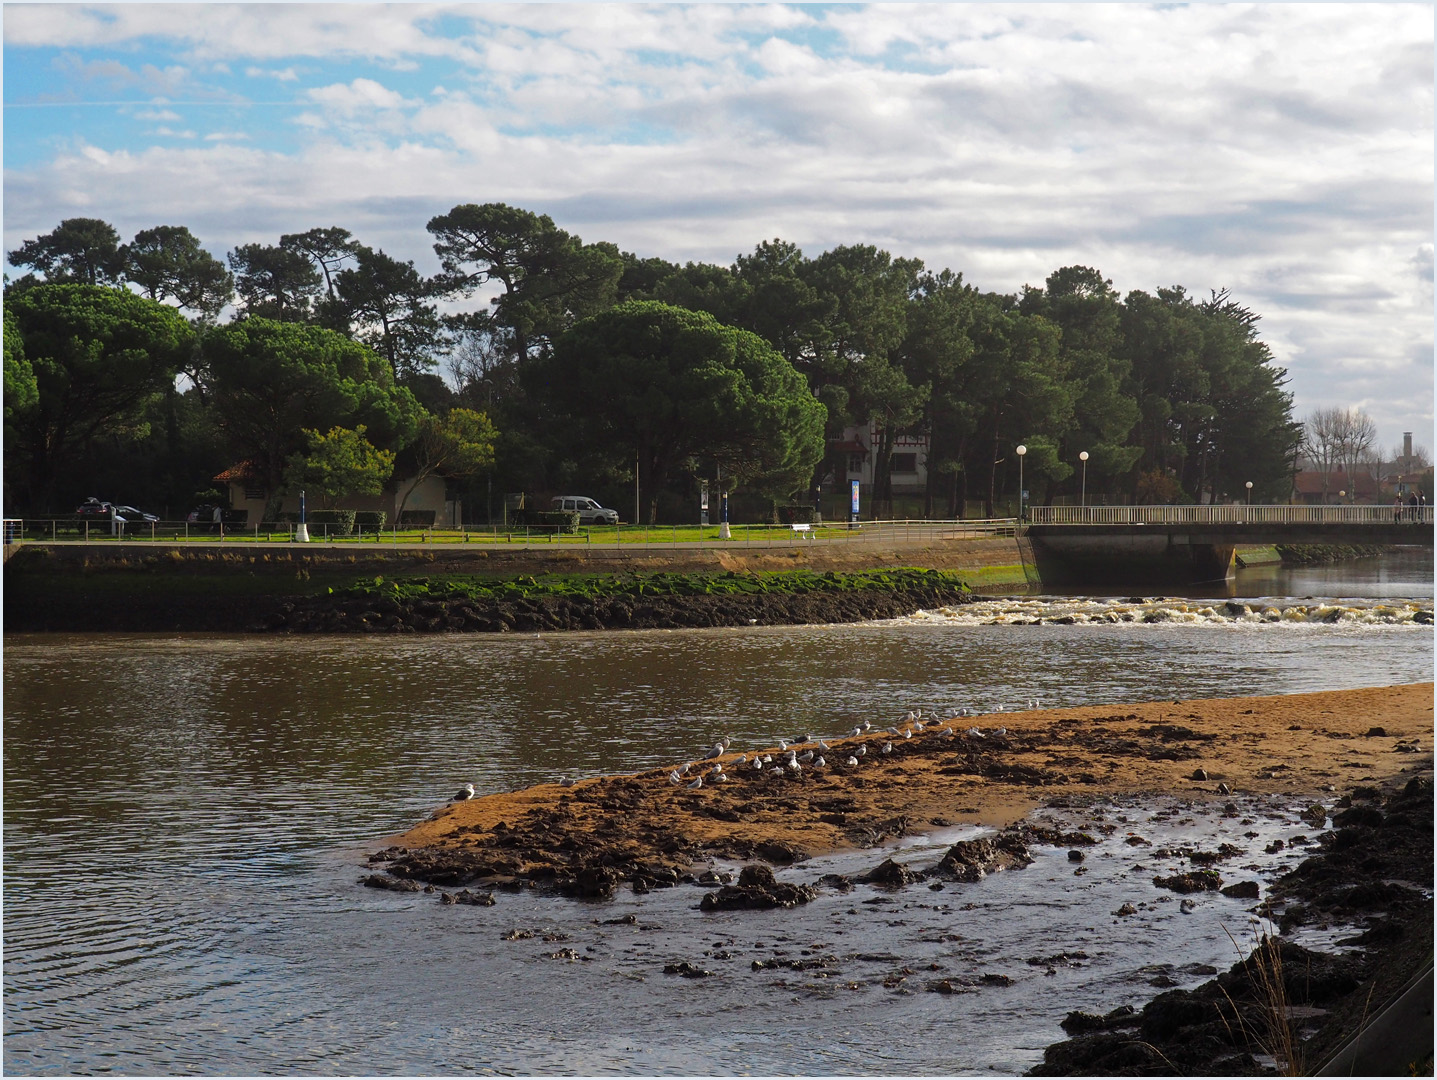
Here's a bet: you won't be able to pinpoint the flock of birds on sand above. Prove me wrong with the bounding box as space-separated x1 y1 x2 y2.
452 700 1044 802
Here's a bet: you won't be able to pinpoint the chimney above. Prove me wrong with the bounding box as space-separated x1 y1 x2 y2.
1403 432 1412 463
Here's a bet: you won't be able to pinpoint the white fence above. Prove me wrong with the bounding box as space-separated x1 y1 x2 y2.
1027 504 1434 526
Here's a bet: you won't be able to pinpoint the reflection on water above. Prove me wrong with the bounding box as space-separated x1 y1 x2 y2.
3 552 1432 1074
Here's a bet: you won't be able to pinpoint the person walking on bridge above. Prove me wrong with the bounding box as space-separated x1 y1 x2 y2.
1394 494 1405 522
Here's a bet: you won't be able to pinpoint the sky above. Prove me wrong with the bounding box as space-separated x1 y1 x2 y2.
3 2 1433 455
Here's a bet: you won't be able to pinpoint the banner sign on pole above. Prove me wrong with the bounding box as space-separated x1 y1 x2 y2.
850 479 860 521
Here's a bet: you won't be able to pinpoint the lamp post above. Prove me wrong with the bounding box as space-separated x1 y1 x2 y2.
295 488 309 542
1078 451 1089 511
1015 444 1027 521
1245 481 1253 506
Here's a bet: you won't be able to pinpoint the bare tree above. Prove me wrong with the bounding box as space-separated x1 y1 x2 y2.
1305 407 1377 503
1304 407 1343 503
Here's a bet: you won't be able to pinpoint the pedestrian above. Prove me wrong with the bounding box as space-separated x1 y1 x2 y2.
1393 494 1404 522
1407 491 1419 522
213 504 223 538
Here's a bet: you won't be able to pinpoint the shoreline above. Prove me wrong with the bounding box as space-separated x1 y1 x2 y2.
366 683 1433 1075
371 683 1432 886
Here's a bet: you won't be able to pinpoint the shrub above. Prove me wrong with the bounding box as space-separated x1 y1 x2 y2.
777 504 817 525
308 509 357 536
532 510 580 534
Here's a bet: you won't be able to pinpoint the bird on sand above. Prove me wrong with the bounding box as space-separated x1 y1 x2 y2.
687 776 704 789
454 783 475 801
560 777 577 787
702 742 725 761
845 755 859 767
880 741 893 754
669 770 683 784
854 744 867 757
848 726 863 738
813 756 826 768
993 726 1007 737
798 749 814 763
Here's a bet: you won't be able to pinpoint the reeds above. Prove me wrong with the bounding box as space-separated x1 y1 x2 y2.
1219 922 1303 1076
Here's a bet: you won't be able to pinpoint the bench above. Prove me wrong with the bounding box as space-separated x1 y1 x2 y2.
790 523 812 534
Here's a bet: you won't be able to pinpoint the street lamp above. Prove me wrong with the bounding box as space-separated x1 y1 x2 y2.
1015 444 1027 521
1079 451 1089 510
1245 481 1253 506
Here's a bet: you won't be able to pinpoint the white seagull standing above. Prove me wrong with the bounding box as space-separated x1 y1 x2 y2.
454 783 475 801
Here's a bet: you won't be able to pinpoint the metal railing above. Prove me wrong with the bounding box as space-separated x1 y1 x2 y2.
1027 504 1434 526
0 516 1021 549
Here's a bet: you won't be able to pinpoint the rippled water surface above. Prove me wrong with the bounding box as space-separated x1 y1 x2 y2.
4 552 1432 1074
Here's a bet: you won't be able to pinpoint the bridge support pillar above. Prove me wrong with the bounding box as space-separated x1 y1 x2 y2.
1026 532 1235 586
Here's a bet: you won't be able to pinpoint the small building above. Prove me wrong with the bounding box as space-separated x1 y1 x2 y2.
214 463 458 525
1289 464 1380 504
828 423 929 496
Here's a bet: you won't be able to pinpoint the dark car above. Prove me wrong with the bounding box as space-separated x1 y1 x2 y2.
76 498 112 516
111 505 159 524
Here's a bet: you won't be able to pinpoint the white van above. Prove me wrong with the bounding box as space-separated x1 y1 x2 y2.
551 496 619 525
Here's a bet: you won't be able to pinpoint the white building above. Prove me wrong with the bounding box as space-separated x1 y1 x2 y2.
828 423 930 495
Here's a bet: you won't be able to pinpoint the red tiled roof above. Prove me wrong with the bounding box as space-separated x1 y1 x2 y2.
1291 470 1378 497
829 439 867 454
214 461 260 483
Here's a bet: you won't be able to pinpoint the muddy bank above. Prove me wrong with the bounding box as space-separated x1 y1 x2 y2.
370 684 1431 895
1031 774 1433 1076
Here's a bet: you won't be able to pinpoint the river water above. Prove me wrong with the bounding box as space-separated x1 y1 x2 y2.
4 553 1432 1075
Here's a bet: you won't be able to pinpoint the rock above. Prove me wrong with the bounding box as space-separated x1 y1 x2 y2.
1114 903 1138 916
662 961 714 978
1067 849 1086 863
981 972 1014 986
1220 880 1260 899
1152 870 1223 893
1190 768 1208 781
1365 725 1387 737
1215 782 1231 795
361 873 423 892
698 864 819 911
857 857 924 887
562 865 620 900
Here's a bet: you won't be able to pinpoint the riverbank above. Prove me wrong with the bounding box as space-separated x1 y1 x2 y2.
369 683 1432 1074
374 684 1430 884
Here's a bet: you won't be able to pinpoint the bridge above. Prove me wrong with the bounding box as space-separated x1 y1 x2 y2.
1023 504 1433 584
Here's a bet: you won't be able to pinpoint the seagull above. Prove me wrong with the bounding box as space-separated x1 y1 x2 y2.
887 726 901 736
880 741 893 754
854 744 867 757
959 707 970 718
733 753 748 765
814 756 826 768
752 758 765 771
560 777 577 787
709 763 724 775
454 783 475 801
798 749 814 763
905 711 916 723
913 720 925 732
862 720 872 731
817 739 830 750
679 762 692 776
762 754 773 764
687 776 704 789
702 742 725 760
967 726 985 738
788 760 801 773
717 773 729 782
848 726 862 738
778 739 790 751
941 726 955 738
804 733 816 744
904 729 913 739
993 726 1007 736
669 770 683 784
845 755 859 767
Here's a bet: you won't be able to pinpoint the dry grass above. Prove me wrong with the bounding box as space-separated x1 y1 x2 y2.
1219 923 1303 1076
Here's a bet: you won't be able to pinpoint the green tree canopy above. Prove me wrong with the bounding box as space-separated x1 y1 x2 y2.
227 243 322 322
528 301 826 523
395 407 497 518
123 225 233 318
284 424 395 509
4 284 193 510
198 318 421 500
7 218 126 286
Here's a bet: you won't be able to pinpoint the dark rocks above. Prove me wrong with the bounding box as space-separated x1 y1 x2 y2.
1152 870 1223 893
1066 849 1085 863
931 834 1033 882
698 864 818 911
1219 880 1260 899
360 873 424 892
857 857 924 887
439 888 496 906
662 961 714 978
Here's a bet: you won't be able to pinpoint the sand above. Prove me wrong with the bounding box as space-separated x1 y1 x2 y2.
385 683 1433 875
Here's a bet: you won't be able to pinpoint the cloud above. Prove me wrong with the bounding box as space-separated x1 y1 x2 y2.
4 3 1431 445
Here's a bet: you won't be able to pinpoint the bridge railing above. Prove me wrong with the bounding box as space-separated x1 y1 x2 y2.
1028 504 1434 525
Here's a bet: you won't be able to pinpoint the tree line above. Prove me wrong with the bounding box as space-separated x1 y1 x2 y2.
3 207 1304 521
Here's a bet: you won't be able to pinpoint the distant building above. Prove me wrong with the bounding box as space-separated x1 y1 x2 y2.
828 423 929 497
214 462 457 525
1290 463 1379 504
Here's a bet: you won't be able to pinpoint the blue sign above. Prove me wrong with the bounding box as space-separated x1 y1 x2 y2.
850 480 860 516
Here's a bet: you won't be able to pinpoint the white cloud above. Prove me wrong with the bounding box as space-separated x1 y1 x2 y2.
4 3 1431 445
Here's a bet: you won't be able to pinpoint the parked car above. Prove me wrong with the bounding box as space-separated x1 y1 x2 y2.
111 505 159 524
550 495 619 525
75 498 112 516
